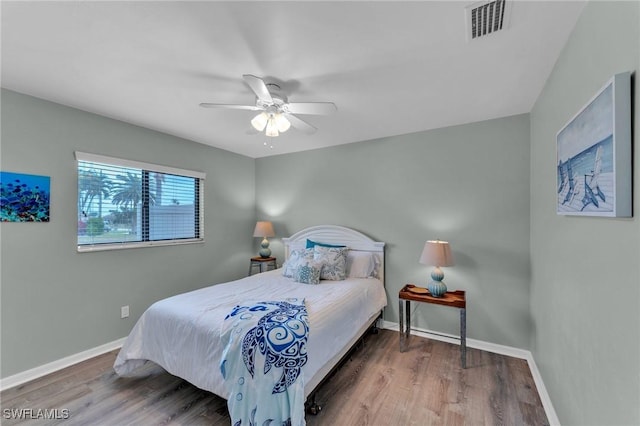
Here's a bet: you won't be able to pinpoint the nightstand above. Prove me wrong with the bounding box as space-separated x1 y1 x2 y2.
398 284 466 368
248 256 277 276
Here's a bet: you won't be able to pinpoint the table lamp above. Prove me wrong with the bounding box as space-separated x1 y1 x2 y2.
419 240 454 297
253 221 275 258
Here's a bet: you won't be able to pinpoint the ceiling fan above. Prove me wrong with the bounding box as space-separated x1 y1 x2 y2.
199 74 337 137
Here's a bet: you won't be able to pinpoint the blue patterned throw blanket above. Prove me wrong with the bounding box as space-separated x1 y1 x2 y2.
220 298 309 426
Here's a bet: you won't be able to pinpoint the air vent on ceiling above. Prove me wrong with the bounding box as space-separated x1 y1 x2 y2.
465 0 511 41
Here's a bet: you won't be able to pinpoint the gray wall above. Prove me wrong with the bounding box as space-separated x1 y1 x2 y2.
0 89 256 378
530 2 640 425
256 114 531 349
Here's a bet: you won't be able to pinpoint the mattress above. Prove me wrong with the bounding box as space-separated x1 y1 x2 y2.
113 268 387 398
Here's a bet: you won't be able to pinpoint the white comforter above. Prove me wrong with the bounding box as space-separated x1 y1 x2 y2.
113 269 387 398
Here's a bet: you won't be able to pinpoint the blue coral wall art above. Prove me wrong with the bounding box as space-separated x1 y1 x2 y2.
1 172 50 222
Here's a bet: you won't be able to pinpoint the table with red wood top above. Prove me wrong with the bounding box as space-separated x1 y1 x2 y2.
399 284 467 368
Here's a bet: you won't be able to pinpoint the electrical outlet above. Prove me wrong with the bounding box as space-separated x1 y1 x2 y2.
121 305 129 319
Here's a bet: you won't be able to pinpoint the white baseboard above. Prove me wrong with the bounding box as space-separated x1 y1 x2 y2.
524 351 561 426
0 337 126 392
381 321 560 426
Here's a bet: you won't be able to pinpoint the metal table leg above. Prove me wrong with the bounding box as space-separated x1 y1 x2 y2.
460 307 466 368
399 300 411 352
399 299 405 351
405 300 411 347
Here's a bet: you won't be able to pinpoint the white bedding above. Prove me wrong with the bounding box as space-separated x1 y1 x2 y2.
114 268 387 398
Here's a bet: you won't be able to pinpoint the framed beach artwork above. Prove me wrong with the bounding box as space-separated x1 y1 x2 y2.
0 171 51 222
556 72 632 217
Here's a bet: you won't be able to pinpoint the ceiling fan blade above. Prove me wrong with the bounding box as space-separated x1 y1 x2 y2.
199 103 261 111
242 74 273 104
284 113 317 134
285 102 337 115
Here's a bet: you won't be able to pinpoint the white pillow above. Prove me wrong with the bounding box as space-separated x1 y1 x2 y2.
313 246 348 281
282 248 314 278
347 251 378 278
293 259 324 285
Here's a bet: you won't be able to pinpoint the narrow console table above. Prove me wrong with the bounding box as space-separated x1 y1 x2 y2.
398 284 467 368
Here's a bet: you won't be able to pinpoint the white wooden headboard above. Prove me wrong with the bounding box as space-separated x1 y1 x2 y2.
282 225 385 284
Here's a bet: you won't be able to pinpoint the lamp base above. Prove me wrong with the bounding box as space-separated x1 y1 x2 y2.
259 248 272 258
427 280 447 297
259 238 271 258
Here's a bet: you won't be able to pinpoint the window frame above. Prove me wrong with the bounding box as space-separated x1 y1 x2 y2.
75 151 205 252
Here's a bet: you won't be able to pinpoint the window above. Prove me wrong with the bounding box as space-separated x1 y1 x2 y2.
75 152 205 252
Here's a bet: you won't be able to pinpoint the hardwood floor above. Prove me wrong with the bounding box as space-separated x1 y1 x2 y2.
0 329 548 425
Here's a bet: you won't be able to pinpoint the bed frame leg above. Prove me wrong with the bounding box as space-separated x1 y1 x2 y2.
306 394 322 415
371 313 382 334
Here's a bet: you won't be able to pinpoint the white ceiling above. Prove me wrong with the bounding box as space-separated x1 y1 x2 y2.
1 1 585 158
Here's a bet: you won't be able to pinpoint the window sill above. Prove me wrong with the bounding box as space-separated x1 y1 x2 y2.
77 238 204 252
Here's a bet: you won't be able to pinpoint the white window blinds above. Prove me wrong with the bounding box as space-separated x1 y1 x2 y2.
75 152 204 252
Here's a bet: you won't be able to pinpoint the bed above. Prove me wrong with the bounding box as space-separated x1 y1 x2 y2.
114 225 386 424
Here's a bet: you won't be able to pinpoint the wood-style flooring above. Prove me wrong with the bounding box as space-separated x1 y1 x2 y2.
0 329 548 425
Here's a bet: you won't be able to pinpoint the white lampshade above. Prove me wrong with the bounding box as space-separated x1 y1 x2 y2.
251 112 269 131
275 114 291 132
419 240 454 267
265 116 279 137
253 221 275 238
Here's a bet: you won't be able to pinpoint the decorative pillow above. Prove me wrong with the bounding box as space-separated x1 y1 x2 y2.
347 251 378 278
313 246 348 281
306 239 347 249
293 260 323 285
282 248 314 278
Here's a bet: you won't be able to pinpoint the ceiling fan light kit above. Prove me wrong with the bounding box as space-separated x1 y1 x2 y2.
200 74 336 139
251 111 291 137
